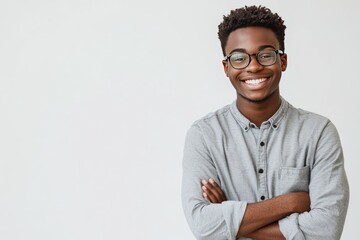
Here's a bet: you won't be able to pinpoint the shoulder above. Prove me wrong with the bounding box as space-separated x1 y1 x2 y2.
287 104 331 126
191 103 233 128
285 103 339 138
186 103 234 140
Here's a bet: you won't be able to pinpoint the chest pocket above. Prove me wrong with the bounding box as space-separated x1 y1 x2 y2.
279 165 310 194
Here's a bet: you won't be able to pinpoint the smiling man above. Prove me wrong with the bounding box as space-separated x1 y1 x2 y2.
181 6 349 240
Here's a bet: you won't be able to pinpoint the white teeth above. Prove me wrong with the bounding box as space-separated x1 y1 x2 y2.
244 78 267 85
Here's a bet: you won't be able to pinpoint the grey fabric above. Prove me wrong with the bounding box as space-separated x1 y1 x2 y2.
181 98 349 240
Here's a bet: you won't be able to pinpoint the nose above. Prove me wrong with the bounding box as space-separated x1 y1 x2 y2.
246 55 263 73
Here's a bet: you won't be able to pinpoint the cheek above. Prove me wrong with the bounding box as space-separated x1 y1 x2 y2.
228 70 239 86
228 68 242 79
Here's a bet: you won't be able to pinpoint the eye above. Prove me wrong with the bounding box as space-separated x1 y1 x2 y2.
259 52 273 59
230 53 248 62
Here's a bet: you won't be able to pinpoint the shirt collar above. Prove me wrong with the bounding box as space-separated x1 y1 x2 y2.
230 97 289 131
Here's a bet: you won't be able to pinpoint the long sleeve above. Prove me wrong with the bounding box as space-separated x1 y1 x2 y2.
181 123 247 240
279 121 349 239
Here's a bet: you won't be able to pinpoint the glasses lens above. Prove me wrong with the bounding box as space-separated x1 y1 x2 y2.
229 52 249 69
257 50 277 66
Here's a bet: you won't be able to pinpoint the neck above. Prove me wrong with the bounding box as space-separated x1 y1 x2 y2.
236 91 281 127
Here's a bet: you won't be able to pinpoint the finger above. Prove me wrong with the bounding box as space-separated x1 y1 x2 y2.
202 192 210 202
204 180 223 202
202 185 219 203
209 179 226 200
202 179 224 203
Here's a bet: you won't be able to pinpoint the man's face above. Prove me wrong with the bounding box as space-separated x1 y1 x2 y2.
222 27 287 103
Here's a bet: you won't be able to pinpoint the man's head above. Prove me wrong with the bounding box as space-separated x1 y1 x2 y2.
218 5 286 56
218 6 288 104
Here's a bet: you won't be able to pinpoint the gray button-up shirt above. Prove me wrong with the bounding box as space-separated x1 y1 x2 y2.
181 98 349 240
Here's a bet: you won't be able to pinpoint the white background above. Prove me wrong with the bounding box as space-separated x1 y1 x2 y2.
0 0 358 239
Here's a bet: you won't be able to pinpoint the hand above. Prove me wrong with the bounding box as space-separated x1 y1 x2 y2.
201 179 227 203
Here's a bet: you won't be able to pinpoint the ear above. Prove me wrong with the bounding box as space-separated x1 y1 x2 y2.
222 60 229 77
280 53 287 72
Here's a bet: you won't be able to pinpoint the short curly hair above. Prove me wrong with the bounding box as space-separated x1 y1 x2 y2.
218 5 286 56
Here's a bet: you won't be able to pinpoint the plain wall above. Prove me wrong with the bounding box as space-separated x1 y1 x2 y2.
0 0 358 239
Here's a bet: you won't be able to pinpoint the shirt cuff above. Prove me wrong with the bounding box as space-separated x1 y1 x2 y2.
279 213 305 240
221 200 247 240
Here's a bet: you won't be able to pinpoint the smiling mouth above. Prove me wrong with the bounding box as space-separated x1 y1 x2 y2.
243 78 268 85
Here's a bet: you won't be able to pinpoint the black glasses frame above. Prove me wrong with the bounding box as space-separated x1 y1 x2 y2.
223 49 284 70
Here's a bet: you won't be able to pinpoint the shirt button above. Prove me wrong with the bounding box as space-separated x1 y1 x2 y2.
258 169 264 174
261 196 265 200
260 141 265 146
273 124 277 128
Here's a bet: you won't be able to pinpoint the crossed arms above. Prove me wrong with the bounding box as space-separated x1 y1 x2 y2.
201 179 310 239
182 122 349 240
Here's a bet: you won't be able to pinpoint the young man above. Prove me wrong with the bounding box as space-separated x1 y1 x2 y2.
181 6 349 240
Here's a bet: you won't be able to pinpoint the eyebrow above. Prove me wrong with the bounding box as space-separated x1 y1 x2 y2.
229 45 276 55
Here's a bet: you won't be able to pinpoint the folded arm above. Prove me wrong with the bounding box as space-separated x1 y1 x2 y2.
182 124 245 240
278 122 349 239
202 179 310 239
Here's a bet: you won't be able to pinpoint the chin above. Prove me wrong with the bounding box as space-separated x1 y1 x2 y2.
246 97 269 103
238 92 275 103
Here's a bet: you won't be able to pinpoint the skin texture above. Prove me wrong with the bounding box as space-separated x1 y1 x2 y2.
245 223 285 240
202 179 310 239
222 27 287 127
200 27 309 239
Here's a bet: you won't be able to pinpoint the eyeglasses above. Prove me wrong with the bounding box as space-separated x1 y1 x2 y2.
223 49 284 70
